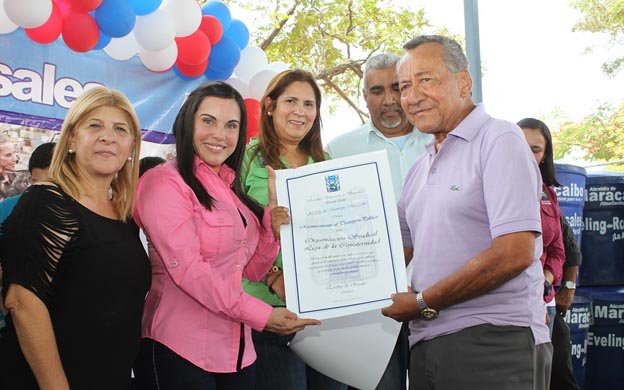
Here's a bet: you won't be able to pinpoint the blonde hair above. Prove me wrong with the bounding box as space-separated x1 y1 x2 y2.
48 86 142 222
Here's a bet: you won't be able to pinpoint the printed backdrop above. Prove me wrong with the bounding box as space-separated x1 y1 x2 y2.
0 28 208 159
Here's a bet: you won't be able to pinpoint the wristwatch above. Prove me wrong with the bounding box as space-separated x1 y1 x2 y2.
416 291 438 320
563 281 576 290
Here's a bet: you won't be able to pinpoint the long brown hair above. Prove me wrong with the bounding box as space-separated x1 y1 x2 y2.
517 117 561 187
173 82 264 220
249 69 325 169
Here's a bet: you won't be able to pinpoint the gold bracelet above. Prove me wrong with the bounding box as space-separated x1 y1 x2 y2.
263 266 281 285
268 270 283 294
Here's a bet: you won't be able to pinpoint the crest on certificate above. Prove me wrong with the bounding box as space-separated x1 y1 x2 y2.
325 174 340 192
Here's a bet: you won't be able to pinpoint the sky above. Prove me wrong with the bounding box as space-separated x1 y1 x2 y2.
319 0 624 144
422 0 624 124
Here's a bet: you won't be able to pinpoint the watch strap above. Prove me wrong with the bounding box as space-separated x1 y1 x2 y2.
416 291 427 311
416 291 438 319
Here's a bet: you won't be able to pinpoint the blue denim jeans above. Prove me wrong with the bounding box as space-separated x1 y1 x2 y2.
252 329 348 390
547 305 557 336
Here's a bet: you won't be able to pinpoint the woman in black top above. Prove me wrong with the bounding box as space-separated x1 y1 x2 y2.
0 86 151 389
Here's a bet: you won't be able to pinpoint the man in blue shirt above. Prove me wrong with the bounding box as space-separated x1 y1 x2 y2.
326 53 431 200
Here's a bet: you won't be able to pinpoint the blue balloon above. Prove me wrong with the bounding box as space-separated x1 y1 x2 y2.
129 0 162 16
208 36 241 73
224 19 249 50
202 1 232 31
204 67 233 81
173 65 203 81
93 32 111 50
95 0 136 38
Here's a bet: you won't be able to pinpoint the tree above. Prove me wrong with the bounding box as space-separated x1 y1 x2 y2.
570 0 624 76
222 0 437 121
553 101 624 166
555 1 624 169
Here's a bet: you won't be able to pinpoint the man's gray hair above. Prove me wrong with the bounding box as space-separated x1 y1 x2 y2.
362 53 401 91
402 35 469 73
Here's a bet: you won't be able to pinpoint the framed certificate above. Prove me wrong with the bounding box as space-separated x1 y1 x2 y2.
275 150 407 320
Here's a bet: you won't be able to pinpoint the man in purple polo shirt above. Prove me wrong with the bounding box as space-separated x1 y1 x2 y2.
381 35 552 389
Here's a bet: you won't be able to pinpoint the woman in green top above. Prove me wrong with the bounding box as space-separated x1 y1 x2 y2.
241 70 346 390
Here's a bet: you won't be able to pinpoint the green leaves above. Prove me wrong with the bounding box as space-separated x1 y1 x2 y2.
554 101 624 165
224 0 430 117
571 0 624 76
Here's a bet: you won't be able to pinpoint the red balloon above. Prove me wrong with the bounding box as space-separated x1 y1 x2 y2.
53 0 72 17
244 98 260 143
68 0 103 12
175 30 211 66
176 59 209 78
199 15 223 45
62 11 99 52
25 2 63 44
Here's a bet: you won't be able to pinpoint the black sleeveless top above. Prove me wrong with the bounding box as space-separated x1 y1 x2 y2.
0 184 151 389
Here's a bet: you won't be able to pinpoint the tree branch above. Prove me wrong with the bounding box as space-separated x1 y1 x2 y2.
260 0 300 50
320 77 368 122
316 59 366 80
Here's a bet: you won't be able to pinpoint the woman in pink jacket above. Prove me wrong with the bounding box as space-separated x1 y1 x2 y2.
133 82 319 389
518 117 565 335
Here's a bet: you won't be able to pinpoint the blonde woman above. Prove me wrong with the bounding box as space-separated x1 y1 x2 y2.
0 86 151 390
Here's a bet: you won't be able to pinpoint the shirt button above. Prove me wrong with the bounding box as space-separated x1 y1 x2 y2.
172 261 178 267
236 264 241 270
240 240 246 246
431 168 437 174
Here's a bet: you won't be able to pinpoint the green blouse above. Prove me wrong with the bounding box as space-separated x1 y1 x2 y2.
241 139 323 306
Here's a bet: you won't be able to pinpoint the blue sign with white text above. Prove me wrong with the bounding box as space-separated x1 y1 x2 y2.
0 29 207 144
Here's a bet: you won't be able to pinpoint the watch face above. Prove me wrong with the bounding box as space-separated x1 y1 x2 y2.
422 308 438 319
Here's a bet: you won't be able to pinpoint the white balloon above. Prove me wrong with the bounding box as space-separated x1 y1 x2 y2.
139 41 178 72
134 9 175 51
4 0 52 28
224 77 250 99
235 46 268 84
161 0 201 38
104 32 139 61
0 0 18 34
249 69 279 101
266 61 290 73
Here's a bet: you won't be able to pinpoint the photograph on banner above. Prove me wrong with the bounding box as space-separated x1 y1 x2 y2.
275 150 407 320
0 123 57 201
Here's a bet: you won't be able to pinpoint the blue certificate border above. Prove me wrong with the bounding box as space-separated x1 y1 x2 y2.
285 161 400 315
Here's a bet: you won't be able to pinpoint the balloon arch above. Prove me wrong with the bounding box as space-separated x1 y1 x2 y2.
0 0 290 140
